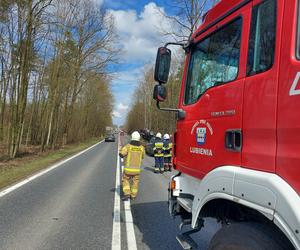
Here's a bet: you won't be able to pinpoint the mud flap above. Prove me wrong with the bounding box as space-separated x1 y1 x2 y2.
168 186 177 217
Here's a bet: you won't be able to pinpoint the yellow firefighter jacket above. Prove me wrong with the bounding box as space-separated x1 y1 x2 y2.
163 140 173 158
153 139 164 157
120 143 145 174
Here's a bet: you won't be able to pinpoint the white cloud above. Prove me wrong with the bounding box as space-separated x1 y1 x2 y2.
118 103 129 111
112 102 129 124
108 2 173 63
108 3 182 126
111 66 144 87
112 110 122 118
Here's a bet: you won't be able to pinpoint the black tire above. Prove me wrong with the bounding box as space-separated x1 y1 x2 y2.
208 222 294 250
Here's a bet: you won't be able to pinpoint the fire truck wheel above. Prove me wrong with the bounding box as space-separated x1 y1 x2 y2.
208 222 294 250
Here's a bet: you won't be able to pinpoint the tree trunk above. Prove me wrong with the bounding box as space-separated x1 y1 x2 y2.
46 109 53 146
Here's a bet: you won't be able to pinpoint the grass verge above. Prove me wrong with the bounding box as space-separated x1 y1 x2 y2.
0 138 101 191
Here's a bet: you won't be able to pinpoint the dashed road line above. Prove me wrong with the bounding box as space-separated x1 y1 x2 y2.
0 140 104 198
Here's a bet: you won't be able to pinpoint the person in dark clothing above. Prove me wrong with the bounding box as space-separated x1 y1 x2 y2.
153 133 164 173
163 134 172 172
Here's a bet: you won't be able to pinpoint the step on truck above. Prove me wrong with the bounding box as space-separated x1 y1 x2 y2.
153 0 300 249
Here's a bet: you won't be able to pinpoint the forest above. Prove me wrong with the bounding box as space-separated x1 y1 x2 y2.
0 0 219 158
0 0 118 159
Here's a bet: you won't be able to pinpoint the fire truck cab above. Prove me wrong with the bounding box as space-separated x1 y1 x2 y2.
153 0 300 249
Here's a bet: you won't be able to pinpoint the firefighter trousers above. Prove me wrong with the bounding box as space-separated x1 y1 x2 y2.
122 173 140 198
154 156 164 170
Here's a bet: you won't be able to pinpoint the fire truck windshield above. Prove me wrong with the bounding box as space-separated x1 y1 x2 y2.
184 17 242 105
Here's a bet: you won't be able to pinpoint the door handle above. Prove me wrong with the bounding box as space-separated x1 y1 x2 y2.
225 130 242 152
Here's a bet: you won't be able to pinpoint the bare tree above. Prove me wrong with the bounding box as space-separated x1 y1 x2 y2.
126 61 184 134
0 0 118 159
64 0 118 142
158 0 219 42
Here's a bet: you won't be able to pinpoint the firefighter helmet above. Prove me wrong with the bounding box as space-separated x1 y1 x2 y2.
156 132 162 139
131 131 141 141
164 134 170 140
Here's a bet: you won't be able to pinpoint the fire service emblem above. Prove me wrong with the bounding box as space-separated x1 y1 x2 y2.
196 127 206 145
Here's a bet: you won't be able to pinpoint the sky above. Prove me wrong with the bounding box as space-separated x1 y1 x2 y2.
94 0 178 126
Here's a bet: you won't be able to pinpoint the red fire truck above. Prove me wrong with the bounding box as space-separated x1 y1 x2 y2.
153 0 300 249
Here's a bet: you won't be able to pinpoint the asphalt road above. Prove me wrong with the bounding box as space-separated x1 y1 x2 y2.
0 135 219 249
131 151 219 250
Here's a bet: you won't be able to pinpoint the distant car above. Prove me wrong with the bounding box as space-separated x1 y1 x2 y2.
141 129 154 142
105 134 115 142
145 137 156 156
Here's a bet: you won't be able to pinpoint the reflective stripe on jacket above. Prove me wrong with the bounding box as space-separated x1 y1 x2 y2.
163 141 173 158
153 139 164 157
120 143 145 174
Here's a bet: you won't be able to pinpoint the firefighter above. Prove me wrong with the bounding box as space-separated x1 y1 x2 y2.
163 133 173 172
119 131 145 201
153 132 164 173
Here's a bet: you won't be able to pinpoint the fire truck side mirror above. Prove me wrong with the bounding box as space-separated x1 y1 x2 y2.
153 84 167 102
154 47 171 84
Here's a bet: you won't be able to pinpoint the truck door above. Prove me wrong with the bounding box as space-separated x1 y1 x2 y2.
277 0 300 194
175 3 251 179
242 0 280 173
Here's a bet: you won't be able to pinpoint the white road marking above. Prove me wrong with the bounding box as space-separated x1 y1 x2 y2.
114 135 138 250
120 138 137 250
124 200 137 250
111 136 121 250
0 140 104 198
